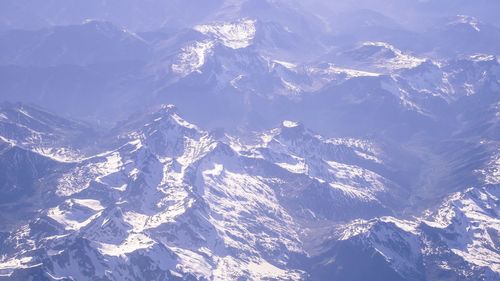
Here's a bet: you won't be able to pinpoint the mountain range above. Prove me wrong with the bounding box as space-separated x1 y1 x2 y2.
0 0 498 280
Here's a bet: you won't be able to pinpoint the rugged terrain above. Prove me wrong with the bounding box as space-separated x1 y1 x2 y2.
0 0 498 280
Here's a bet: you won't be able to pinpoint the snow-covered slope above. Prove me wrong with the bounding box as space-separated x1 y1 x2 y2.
194 18 257 50
0 105 416 280
331 41 426 73
311 186 499 281
1 103 496 280
0 103 92 162
0 1 499 280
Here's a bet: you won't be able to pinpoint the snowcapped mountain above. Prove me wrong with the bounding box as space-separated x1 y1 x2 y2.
334 41 426 72
0 102 497 280
311 186 499 281
0 1 499 280
0 103 92 161
1 7 497 130
0 105 403 280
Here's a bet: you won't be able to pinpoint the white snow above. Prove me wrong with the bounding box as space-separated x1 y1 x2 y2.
329 182 376 201
97 233 155 256
362 41 425 70
381 79 426 112
33 147 83 163
201 161 302 255
72 199 104 211
483 154 500 185
16 107 34 119
326 161 386 193
469 54 496 62
47 200 102 231
313 64 380 78
282 120 300 128
56 167 94 197
275 160 308 174
338 220 374 240
422 188 500 273
4 99 499 279
379 217 419 234
172 40 214 76
247 260 291 278
194 19 257 49
281 79 302 94
230 74 245 89
454 15 481 32
0 135 15 146
171 112 198 129
0 256 34 274
272 60 298 70
171 248 213 279
56 151 124 196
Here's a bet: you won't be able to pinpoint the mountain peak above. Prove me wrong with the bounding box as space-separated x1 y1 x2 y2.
194 18 257 49
151 105 198 131
451 15 482 32
282 120 301 129
158 104 178 114
278 120 306 139
468 53 499 64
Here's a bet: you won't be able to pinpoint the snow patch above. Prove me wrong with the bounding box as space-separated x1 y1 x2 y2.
72 199 104 211
313 64 380 78
362 41 425 70
454 15 481 32
282 120 300 128
98 233 155 256
194 19 256 49
272 60 298 70
172 40 215 76
47 201 102 231
469 54 496 62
